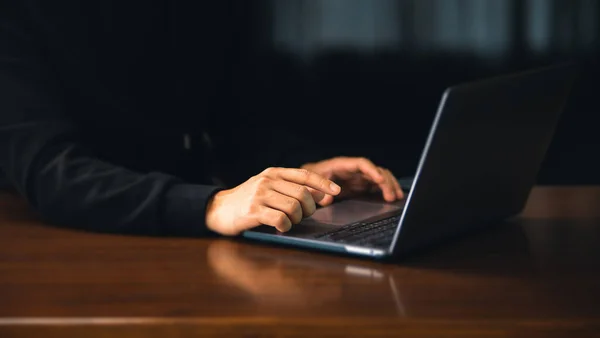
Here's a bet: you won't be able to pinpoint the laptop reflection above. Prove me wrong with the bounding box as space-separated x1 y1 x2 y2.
206 239 404 316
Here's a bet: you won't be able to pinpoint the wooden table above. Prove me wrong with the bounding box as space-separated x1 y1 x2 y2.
0 186 599 337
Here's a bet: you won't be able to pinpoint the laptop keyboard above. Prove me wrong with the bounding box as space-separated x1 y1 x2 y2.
314 215 401 248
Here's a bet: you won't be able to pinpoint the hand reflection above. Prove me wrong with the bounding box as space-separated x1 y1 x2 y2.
207 240 342 307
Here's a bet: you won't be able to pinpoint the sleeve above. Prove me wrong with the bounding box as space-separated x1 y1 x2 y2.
0 3 222 236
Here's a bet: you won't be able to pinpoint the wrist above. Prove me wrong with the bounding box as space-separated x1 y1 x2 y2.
161 183 224 236
205 189 228 233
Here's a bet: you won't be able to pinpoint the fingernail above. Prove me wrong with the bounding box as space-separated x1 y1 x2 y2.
330 182 341 193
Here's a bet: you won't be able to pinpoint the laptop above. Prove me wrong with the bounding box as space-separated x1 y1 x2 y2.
243 63 577 259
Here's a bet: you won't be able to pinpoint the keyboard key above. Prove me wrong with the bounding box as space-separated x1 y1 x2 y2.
316 215 401 248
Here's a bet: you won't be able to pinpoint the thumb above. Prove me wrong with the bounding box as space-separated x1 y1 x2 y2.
317 194 335 207
307 187 335 206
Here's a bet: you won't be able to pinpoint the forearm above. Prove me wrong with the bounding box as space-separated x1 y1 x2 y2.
0 4 222 236
3 121 222 236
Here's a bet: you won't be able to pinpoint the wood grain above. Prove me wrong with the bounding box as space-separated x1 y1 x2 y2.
1 187 599 337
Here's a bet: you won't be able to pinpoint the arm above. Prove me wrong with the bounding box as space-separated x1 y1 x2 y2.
0 4 221 236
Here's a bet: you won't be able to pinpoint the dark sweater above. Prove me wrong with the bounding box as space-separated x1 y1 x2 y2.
0 1 320 236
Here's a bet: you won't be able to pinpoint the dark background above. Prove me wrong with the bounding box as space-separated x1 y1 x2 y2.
231 0 599 184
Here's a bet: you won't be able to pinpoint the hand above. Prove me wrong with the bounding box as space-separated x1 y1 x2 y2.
301 157 403 206
205 167 341 236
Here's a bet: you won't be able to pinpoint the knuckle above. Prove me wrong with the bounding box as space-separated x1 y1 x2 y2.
249 188 265 204
248 194 258 205
261 167 274 176
296 168 311 177
294 186 315 214
292 168 311 184
359 157 373 165
274 212 289 227
319 177 329 189
302 187 313 199
288 198 301 211
294 184 307 197
255 176 270 186
304 201 316 216
262 167 280 176
291 201 303 220
244 203 259 216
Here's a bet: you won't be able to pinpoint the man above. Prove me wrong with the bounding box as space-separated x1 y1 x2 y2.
0 1 403 237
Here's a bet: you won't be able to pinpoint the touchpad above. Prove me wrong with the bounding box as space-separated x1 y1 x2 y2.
302 200 402 226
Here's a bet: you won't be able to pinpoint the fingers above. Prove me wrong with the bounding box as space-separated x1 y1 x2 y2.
381 168 404 200
268 180 319 216
256 205 293 233
249 176 327 233
352 158 386 184
305 187 335 207
260 167 341 196
373 167 397 202
328 157 397 200
326 157 385 184
344 158 402 201
318 193 335 206
390 171 404 199
263 187 312 223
